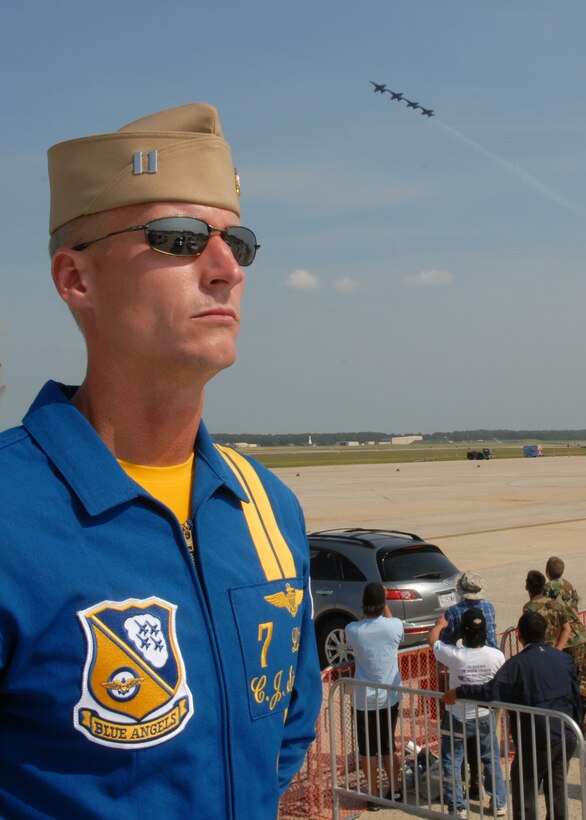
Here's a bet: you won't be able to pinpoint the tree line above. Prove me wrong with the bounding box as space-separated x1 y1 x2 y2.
211 429 586 447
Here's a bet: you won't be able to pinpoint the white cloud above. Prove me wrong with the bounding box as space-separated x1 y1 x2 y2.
285 269 321 291
333 277 360 293
402 269 455 288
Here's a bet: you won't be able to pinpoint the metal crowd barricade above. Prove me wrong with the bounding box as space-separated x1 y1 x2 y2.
280 613 586 818
500 626 522 660
328 678 586 820
279 648 440 819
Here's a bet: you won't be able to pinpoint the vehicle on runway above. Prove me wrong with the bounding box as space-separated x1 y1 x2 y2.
467 448 494 460
309 528 460 668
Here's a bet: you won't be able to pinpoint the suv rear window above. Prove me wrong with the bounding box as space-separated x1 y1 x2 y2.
378 545 458 582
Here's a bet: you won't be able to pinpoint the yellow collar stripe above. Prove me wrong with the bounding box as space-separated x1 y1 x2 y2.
215 444 296 581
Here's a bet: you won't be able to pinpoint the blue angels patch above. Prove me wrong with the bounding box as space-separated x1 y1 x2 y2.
74 597 193 749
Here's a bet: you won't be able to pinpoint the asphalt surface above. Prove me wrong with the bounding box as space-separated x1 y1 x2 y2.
276 455 586 633
274 455 586 820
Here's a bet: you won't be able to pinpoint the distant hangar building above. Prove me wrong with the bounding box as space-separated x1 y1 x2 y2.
391 435 423 445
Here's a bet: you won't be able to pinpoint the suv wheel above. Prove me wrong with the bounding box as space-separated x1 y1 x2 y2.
317 616 355 668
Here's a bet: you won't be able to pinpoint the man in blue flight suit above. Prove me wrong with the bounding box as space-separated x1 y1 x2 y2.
0 103 321 819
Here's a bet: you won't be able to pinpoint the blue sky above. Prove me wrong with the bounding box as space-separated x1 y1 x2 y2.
1 1 585 434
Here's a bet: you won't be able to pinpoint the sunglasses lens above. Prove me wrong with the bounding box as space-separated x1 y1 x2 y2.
145 218 209 256
224 227 258 267
144 218 258 265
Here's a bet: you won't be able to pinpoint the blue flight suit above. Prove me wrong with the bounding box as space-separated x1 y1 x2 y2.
0 381 321 819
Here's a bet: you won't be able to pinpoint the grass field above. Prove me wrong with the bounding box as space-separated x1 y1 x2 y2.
243 442 586 468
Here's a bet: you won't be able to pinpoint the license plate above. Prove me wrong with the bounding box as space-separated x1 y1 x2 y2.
438 592 456 608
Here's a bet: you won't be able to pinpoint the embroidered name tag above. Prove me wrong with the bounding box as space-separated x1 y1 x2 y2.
231 580 304 720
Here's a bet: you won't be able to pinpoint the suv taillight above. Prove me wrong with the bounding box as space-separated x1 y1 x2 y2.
385 589 421 601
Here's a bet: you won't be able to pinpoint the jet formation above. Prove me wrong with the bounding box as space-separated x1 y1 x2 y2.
369 81 434 117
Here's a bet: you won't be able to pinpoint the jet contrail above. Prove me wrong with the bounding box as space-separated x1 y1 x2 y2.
435 120 586 219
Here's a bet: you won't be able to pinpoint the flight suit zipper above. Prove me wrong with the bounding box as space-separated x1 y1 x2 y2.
182 520 196 564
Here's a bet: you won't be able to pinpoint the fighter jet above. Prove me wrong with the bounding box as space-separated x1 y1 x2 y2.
370 82 435 118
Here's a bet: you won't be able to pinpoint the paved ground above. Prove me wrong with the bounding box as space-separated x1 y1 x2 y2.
274 455 586 819
275 455 586 634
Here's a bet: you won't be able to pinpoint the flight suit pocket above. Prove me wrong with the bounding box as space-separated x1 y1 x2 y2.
230 579 305 720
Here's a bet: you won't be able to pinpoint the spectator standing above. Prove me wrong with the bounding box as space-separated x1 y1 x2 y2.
441 571 498 650
545 556 579 613
440 570 499 799
345 583 404 811
443 612 582 820
523 571 572 647
430 610 507 819
524 570 586 720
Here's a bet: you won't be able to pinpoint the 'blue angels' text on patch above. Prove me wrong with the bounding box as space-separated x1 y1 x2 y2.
231 580 304 720
74 597 193 749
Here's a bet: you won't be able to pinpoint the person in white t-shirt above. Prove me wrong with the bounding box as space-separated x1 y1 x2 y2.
345 583 404 811
429 608 507 819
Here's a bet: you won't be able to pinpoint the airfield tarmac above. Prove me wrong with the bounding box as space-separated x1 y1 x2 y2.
275 454 586 632
275 455 586 819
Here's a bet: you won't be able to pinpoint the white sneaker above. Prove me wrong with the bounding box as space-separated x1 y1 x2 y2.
456 809 467 819
489 801 507 816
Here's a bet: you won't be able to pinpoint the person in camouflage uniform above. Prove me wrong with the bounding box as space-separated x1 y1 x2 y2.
545 556 579 613
524 571 572 647
524 570 586 721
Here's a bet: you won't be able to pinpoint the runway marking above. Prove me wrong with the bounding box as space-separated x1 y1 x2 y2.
430 517 586 540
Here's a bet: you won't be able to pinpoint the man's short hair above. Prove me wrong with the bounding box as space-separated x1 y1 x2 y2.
362 582 386 617
460 607 487 648
546 556 565 580
517 611 547 644
526 570 546 596
48 211 108 259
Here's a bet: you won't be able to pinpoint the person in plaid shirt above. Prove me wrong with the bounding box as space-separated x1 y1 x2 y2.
440 571 498 649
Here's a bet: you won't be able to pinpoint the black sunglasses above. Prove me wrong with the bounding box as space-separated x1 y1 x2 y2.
71 216 260 267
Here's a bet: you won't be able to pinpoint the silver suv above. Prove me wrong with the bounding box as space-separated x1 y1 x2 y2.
309 528 460 667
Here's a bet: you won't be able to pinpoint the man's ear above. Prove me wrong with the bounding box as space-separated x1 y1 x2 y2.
51 250 93 310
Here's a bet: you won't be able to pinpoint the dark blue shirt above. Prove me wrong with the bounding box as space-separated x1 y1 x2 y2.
456 641 582 746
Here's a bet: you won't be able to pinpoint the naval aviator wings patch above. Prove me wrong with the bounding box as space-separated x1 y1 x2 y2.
75 597 193 749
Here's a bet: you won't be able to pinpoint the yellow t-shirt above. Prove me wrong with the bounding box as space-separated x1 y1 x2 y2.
118 453 195 525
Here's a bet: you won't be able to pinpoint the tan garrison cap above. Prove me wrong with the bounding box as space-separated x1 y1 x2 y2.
48 103 240 234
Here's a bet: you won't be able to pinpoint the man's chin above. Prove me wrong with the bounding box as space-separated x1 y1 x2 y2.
189 347 238 381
